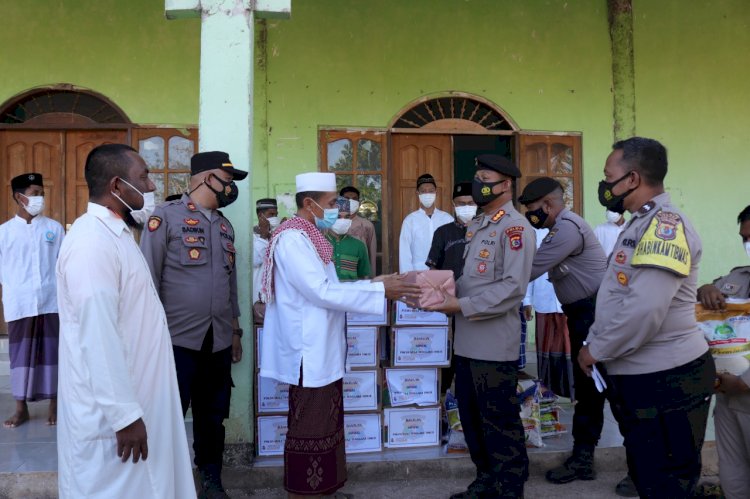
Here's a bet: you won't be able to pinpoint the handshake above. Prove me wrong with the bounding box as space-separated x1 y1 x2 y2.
374 270 457 311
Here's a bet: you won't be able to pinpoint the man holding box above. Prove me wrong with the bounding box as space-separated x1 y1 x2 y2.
427 154 535 498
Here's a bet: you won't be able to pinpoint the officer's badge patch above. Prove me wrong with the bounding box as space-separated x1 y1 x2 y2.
616 271 629 286
188 248 201 260
491 210 506 222
505 226 524 251
148 216 162 232
187 202 197 211
184 236 200 243
220 223 228 232
654 211 680 241
479 248 490 259
489 231 496 237
477 262 488 274
185 218 200 226
631 210 690 276
543 228 559 244
615 251 627 264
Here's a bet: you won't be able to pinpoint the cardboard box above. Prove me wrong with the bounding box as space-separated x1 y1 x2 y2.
343 370 380 412
256 415 288 456
393 301 448 326
384 367 439 407
384 406 441 448
391 326 450 367
254 326 264 367
347 298 389 326
345 326 379 370
344 412 382 454
256 373 290 414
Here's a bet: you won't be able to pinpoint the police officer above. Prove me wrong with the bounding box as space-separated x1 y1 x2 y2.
140 151 247 498
517 177 625 489
579 137 714 498
427 155 535 498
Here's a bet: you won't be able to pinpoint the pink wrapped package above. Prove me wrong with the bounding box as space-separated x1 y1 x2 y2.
403 270 456 309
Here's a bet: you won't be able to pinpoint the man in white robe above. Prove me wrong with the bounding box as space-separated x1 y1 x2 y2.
56 144 195 499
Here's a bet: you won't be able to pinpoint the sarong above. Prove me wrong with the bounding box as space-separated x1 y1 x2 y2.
284 378 346 495
8 313 59 401
535 312 574 399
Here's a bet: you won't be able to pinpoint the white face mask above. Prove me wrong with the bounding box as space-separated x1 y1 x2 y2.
349 200 360 214
21 195 45 217
112 178 155 226
331 218 352 235
606 210 621 223
745 241 750 259
455 205 477 224
266 216 280 230
419 192 436 209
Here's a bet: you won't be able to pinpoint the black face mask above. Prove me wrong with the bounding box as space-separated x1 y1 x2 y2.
206 175 239 208
472 178 505 207
525 207 548 229
598 171 634 214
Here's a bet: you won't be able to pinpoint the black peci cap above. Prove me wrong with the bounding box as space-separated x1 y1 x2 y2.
452 182 472 199
417 173 436 188
190 151 248 180
475 154 521 178
11 173 43 191
518 177 563 204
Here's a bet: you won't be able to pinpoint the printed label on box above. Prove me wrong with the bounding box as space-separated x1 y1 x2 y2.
384 407 440 448
385 368 438 407
343 371 378 411
257 416 288 456
394 301 448 325
346 326 378 368
257 374 290 413
344 413 382 453
393 327 450 366
347 298 388 325
255 327 264 366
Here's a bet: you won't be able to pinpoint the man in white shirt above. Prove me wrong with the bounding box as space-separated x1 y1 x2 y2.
0 173 63 428
260 172 419 498
593 210 625 256
398 173 453 272
56 144 195 499
253 198 278 305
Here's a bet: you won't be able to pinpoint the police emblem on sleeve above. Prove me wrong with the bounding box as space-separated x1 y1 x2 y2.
148 216 162 232
505 226 524 251
631 210 690 276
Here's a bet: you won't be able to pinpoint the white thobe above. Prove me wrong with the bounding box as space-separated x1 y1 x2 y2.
0 215 64 322
398 208 453 272
524 228 563 314
56 203 195 499
253 232 269 301
260 229 385 388
593 221 624 257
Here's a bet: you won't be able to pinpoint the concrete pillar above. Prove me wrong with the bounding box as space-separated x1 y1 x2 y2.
608 0 636 141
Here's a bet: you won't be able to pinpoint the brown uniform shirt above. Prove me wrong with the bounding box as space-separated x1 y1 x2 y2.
454 201 536 362
586 193 708 375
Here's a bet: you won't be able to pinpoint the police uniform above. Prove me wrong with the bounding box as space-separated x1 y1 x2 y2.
452 156 536 497
585 192 714 498
140 151 245 491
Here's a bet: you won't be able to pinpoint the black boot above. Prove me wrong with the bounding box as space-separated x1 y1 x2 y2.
615 474 638 497
198 465 229 499
545 446 596 484
449 473 493 498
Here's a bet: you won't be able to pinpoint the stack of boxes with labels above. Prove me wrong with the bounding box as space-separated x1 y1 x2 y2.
254 325 290 457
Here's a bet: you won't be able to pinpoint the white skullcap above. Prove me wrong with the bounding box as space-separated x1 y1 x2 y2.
296 172 337 193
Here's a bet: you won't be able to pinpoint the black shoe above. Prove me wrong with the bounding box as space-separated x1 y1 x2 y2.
198 467 229 499
615 474 638 497
545 451 596 484
449 476 493 498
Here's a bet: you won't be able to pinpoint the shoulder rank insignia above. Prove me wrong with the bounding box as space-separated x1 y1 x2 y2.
466 231 473 240
188 248 201 260
184 218 200 226
491 210 506 223
187 202 197 211
148 216 162 232
631 210 690 276
638 201 656 215
505 225 525 251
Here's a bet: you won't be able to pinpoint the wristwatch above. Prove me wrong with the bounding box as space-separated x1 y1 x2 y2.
232 328 244 338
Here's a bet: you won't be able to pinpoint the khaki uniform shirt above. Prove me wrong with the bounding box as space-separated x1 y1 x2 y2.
586 193 708 375
454 201 536 362
530 208 607 304
140 194 240 352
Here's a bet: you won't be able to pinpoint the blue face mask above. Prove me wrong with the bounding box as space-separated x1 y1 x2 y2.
312 200 339 230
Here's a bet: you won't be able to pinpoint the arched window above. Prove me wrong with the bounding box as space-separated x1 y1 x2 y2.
0 87 130 126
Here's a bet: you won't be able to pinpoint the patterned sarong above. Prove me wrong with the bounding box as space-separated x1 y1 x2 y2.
284 378 346 495
8 313 59 401
535 312 574 400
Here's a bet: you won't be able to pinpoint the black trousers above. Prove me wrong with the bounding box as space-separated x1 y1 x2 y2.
173 327 233 472
608 352 714 498
561 295 608 450
454 355 528 496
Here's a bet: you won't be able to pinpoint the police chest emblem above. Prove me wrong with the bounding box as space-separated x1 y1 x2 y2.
615 251 627 264
148 216 162 232
491 210 506 222
184 236 200 244
187 202 197 211
616 271 629 286
505 226 524 251
489 231 496 237
44 231 55 242
479 248 490 259
188 248 201 260
185 218 200 226
477 261 488 274
654 211 681 241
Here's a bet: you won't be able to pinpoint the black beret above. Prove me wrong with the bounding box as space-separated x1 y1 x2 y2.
417 173 436 188
191 151 248 180
518 177 563 204
11 172 43 191
339 186 360 197
452 182 472 199
475 154 521 178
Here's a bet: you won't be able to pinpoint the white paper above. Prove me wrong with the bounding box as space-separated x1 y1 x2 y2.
347 298 388 325
384 407 440 448
394 301 448 325
385 368 439 407
257 416 288 456
346 326 379 369
343 371 379 411
344 413 382 453
393 326 450 366
592 365 607 393
257 374 290 413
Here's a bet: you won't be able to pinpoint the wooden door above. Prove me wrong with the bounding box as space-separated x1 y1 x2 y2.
390 134 453 271
64 130 128 225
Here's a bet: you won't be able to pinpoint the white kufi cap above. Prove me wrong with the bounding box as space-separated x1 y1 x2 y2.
296 172 337 193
